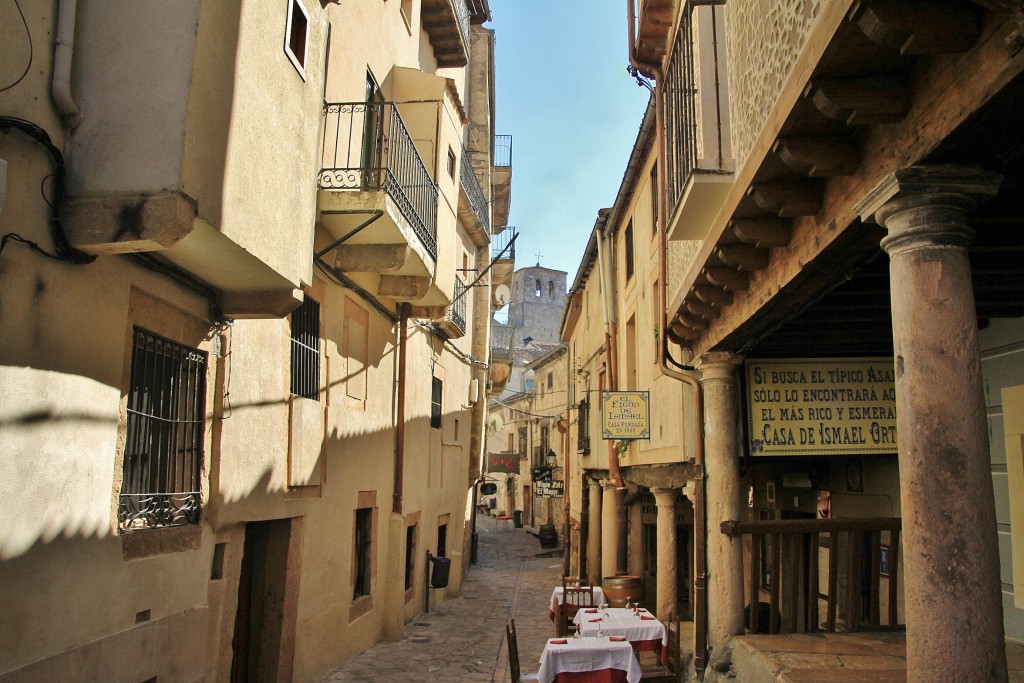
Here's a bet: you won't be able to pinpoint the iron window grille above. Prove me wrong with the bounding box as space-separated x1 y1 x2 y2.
625 220 635 281
651 164 659 234
354 507 372 599
577 399 591 454
290 296 321 400
119 327 207 531
664 8 698 218
431 377 443 429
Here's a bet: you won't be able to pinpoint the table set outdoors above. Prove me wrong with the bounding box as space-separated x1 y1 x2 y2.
535 603 668 683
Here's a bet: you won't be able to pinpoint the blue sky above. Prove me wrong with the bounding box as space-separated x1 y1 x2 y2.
489 1 651 283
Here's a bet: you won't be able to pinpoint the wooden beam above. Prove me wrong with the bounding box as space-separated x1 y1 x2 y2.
853 0 981 56
686 299 722 320
676 312 709 330
705 267 750 291
731 218 793 248
716 244 770 271
773 137 860 177
748 182 823 217
808 76 910 125
692 285 734 306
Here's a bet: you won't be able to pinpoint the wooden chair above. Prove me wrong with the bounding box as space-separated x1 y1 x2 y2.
641 618 681 682
506 619 540 682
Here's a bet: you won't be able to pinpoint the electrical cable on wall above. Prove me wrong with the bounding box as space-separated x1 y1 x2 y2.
0 0 32 93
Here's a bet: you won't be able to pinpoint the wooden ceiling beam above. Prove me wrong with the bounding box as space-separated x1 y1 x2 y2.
773 137 860 177
807 76 910 125
748 182 822 217
731 218 793 248
692 285 734 306
716 243 770 271
852 0 981 56
686 299 722 320
705 267 751 291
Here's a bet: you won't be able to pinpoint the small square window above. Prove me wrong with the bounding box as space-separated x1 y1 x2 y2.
447 147 457 179
284 0 309 81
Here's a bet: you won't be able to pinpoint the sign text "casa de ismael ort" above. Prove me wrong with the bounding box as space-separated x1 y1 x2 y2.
746 358 897 456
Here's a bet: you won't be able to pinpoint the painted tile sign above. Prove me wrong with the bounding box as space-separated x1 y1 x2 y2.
746 358 898 456
601 391 651 440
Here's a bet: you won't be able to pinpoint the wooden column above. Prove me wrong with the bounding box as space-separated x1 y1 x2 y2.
653 487 679 620
696 352 745 668
856 165 1007 683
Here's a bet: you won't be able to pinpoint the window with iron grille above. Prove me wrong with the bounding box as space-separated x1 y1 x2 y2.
436 523 448 558
354 507 372 599
119 327 208 531
624 220 635 281
430 377 442 429
651 164 659 234
290 296 321 400
577 399 590 454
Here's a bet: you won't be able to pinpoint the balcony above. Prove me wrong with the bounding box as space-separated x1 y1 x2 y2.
435 277 468 338
664 3 733 242
458 147 490 241
422 0 471 68
318 101 439 302
491 134 513 229
633 0 677 66
490 227 517 308
487 322 515 396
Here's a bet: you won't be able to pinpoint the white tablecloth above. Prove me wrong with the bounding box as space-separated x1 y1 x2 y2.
536 637 643 683
573 607 667 646
549 586 606 616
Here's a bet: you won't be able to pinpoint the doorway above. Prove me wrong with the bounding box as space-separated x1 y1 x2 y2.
231 518 301 683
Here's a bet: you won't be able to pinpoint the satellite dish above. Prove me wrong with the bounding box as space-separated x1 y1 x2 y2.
487 414 505 433
494 284 511 307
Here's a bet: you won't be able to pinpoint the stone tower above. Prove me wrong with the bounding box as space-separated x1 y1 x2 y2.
507 265 567 345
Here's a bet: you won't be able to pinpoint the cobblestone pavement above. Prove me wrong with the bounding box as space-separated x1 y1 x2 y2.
320 514 561 683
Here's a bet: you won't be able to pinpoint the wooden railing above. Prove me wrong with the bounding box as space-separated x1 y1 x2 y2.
721 518 903 635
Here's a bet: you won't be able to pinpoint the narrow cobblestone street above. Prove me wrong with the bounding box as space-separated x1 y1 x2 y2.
320 514 560 682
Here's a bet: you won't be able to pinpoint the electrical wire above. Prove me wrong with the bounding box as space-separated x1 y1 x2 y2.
0 0 32 93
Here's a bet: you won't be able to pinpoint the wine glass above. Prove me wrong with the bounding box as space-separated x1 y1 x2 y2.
573 622 581 639
625 596 632 612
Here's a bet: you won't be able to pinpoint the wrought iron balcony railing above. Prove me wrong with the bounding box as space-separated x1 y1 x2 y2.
490 322 514 362
664 10 698 219
452 0 471 55
320 102 438 259
492 227 516 260
460 147 490 231
444 278 468 334
494 134 513 167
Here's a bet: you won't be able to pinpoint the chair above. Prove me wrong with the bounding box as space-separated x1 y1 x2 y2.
553 601 570 637
641 619 681 682
506 619 540 682
561 575 588 591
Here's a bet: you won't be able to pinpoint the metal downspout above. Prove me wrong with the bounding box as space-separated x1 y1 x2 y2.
394 303 410 514
629 0 710 676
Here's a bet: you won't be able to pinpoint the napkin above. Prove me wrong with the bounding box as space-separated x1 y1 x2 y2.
609 636 627 642
584 609 599 613
588 618 603 622
640 615 656 620
550 639 568 645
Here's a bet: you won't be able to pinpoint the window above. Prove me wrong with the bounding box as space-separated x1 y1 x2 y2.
436 523 448 558
447 146 457 179
577 399 590 454
651 164 659 234
290 295 321 400
119 327 208 530
547 371 553 389
431 377 442 429
284 0 309 80
535 279 542 297
354 507 373 599
548 280 554 298
404 524 417 591
624 220 635 281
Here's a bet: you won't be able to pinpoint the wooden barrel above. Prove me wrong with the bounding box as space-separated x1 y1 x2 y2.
601 575 644 608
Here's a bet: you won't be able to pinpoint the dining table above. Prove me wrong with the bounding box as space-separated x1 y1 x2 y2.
572 607 667 664
536 636 644 683
548 586 606 620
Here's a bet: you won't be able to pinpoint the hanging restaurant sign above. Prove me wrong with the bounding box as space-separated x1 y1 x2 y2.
487 452 520 474
601 390 651 440
746 358 898 457
536 480 564 498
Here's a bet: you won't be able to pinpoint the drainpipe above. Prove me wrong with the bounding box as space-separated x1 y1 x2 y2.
628 0 710 677
53 0 83 128
394 303 410 514
562 347 573 576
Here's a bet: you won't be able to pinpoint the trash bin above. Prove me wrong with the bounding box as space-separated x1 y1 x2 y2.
513 510 523 528
429 554 451 588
